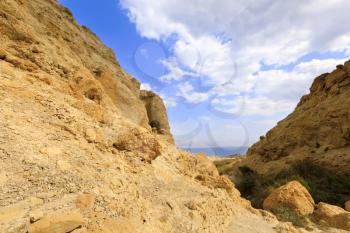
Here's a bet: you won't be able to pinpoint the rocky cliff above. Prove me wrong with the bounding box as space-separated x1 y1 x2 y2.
0 0 175 139
140 90 174 144
245 61 350 176
212 60 350 231
0 0 302 232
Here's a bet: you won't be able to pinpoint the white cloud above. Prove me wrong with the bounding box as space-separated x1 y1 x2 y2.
199 116 210 121
294 58 347 74
177 82 209 103
120 0 350 116
212 96 293 116
174 36 237 85
159 58 199 82
212 58 347 116
140 83 152 91
163 98 177 108
158 93 178 107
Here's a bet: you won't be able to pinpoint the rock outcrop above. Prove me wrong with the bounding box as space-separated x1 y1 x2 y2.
0 0 299 232
0 0 164 132
245 62 350 176
313 202 350 231
140 90 174 143
263 181 315 215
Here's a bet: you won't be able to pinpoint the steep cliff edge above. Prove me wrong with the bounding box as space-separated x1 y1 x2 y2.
245 61 350 176
0 0 300 232
0 0 174 141
233 61 350 208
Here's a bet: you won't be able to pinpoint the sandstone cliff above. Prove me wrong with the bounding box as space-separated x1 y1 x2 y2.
0 0 175 140
0 0 300 232
140 90 174 144
245 62 350 176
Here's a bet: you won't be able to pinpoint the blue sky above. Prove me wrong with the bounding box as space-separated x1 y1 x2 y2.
59 0 350 150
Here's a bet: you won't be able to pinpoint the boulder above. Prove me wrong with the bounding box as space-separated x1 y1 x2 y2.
262 181 314 215
313 202 347 220
345 200 350 212
313 202 350 231
112 127 161 163
28 211 85 233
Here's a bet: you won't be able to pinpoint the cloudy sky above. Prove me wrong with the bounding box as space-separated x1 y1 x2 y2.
60 0 350 153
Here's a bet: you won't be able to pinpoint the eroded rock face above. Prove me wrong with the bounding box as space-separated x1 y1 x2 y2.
262 181 315 215
0 0 295 232
0 0 167 133
245 61 350 176
140 90 174 143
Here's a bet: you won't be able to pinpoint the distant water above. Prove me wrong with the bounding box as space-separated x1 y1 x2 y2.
182 147 248 156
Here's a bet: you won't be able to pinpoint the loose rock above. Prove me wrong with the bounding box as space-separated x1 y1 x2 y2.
28 211 85 233
263 181 314 215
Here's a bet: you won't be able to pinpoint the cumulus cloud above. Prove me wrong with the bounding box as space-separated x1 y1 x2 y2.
140 83 152 91
158 93 178 107
159 58 199 82
177 82 209 103
212 58 347 116
120 0 350 116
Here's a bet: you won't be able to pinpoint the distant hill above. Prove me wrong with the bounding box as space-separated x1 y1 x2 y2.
245 62 350 176
183 146 248 156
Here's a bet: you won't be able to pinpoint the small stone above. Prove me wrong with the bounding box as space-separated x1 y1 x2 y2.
91 187 100 195
94 206 104 212
0 172 8 186
28 210 85 233
345 200 350 212
85 128 96 143
98 218 136 233
71 227 87 233
32 46 40 53
30 210 44 223
26 197 44 207
40 147 62 156
0 48 7 60
57 160 71 171
76 194 95 209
